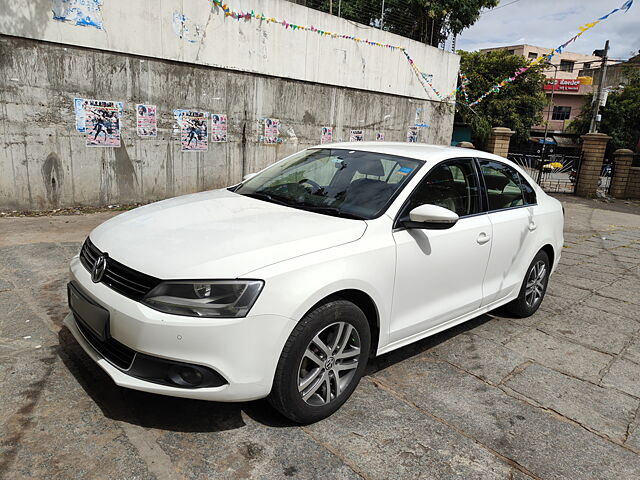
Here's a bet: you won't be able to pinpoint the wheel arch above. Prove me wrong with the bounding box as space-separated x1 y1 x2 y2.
305 289 380 358
540 243 555 269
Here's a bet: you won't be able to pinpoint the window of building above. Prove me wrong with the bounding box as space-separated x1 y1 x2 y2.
584 62 591 69
552 106 572 121
507 49 515 55
559 60 575 72
528 52 538 60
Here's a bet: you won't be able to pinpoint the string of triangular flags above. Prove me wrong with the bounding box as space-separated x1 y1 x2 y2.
467 0 634 106
210 0 447 101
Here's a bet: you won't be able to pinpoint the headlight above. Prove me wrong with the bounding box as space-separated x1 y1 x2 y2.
142 280 264 318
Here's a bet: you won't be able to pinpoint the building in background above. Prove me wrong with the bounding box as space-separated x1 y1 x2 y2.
579 52 640 90
480 44 614 145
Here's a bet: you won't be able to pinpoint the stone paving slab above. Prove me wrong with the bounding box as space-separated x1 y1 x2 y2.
536 305 639 355
601 357 640 399
503 363 639 443
306 379 518 480
372 359 640 480
1 195 640 479
502 329 612 382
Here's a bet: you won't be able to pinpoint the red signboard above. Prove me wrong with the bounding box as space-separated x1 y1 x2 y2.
544 79 580 92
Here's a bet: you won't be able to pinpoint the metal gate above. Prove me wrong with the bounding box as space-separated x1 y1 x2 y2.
507 150 582 194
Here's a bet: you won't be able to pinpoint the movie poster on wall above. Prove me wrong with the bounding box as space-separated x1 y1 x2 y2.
406 126 418 143
136 104 157 137
211 114 228 142
84 99 122 147
350 130 364 142
180 110 209 151
320 127 333 144
263 118 280 144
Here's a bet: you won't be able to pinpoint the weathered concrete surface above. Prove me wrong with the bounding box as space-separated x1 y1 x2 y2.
0 34 454 211
0 0 459 101
1 194 640 479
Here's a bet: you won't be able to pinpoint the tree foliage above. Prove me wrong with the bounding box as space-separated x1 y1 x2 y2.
456 49 547 144
569 68 640 151
303 0 498 47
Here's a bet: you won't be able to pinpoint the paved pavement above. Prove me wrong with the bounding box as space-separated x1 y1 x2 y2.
1 196 639 479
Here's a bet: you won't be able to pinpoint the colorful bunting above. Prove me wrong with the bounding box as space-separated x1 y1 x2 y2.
468 0 634 106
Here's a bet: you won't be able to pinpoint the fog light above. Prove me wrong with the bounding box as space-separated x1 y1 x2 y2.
168 365 204 386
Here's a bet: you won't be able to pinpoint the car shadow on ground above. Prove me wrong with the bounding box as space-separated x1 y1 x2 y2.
57 312 501 432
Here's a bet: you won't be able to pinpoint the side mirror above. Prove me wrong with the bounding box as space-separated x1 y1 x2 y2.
404 204 459 230
243 172 258 182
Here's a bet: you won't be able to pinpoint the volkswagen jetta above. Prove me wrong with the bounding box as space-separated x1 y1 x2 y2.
64 143 564 423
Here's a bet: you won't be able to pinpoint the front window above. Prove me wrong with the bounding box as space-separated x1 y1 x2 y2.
234 149 422 220
402 158 482 218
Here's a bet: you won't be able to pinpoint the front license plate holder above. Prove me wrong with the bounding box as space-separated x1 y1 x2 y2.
67 282 110 342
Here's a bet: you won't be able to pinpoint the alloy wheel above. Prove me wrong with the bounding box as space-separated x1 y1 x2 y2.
297 322 361 406
525 260 547 308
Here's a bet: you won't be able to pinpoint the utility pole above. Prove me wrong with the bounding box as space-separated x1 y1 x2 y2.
381 0 385 29
589 40 609 133
329 0 332 15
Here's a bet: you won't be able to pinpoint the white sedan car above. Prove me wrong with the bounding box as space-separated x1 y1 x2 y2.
64 143 563 423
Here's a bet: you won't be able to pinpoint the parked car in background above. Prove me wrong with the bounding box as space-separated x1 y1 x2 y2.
64 143 564 423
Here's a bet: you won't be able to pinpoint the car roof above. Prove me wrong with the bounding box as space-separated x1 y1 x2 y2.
309 142 504 163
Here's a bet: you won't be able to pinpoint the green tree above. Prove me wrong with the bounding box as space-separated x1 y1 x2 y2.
456 49 547 144
569 68 640 151
303 0 498 47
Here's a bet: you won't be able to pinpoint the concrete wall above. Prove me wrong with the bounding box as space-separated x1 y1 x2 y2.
0 0 459 211
0 35 454 210
0 0 459 101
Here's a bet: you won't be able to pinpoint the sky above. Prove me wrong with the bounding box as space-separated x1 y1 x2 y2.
457 0 640 60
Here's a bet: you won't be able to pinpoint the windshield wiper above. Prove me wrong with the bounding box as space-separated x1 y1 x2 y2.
242 191 293 207
295 203 365 220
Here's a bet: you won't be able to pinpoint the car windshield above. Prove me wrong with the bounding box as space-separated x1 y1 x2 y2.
234 148 423 220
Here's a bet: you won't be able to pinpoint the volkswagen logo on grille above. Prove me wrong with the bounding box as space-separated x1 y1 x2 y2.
91 254 108 283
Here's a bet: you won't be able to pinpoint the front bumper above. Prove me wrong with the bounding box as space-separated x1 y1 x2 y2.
65 256 295 402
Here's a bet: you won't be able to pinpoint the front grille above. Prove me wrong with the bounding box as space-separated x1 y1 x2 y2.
76 318 136 370
80 238 161 301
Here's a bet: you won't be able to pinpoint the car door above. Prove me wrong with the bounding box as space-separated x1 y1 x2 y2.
389 158 492 344
477 159 540 306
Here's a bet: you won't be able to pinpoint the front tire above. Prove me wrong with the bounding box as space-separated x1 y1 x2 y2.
268 300 371 424
504 250 550 317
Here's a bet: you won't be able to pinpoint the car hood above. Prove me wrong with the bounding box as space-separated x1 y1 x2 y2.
89 189 367 279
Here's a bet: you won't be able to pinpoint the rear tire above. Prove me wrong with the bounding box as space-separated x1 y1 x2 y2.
268 300 371 424
504 250 550 318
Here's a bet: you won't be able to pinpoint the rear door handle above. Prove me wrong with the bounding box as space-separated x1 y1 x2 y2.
529 222 537 231
477 232 491 245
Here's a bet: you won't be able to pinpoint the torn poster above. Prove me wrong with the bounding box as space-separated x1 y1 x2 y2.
376 132 385 141
350 130 364 142
84 99 122 147
263 118 281 144
180 110 209 151
172 11 203 43
321 127 333 144
406 126 418 143
211 114 228 142
136 104 157 137
52 0 103 29
173 109 188 134
74 97 85 132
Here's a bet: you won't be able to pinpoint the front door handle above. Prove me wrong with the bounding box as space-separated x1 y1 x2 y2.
477 232 491 245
